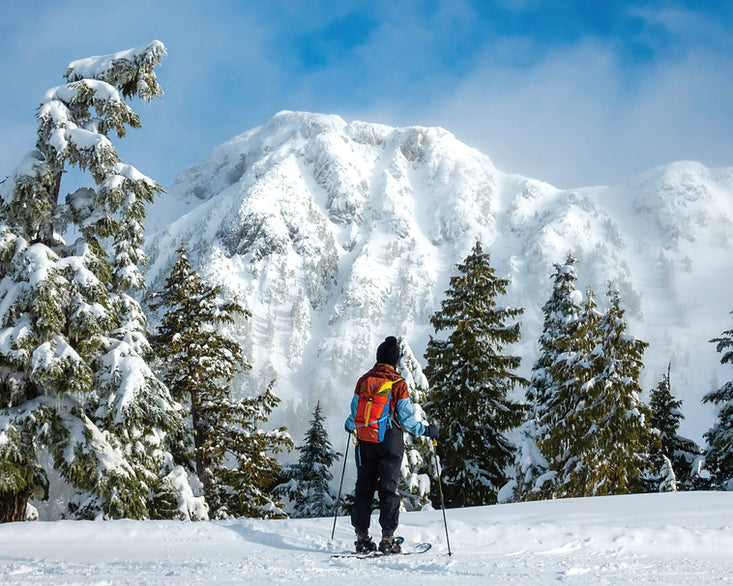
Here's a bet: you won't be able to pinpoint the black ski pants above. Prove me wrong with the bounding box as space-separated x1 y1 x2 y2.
351 427 403 538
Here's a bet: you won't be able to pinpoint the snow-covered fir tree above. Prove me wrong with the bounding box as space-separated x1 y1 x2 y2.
0 41 194 522
275 401 339 518
650 366 682 464
590 286 652 495
396 336 434 511
645 364 708 492
219 382 293 518
510 255 582 501
151 244 293 518
546 285 651 497
647 369 709 493
501 417 551 503
648 365 680 491
653 456 677 492
673 437 709 490
541 286 604 497
424 241 527 508
703 311 733 490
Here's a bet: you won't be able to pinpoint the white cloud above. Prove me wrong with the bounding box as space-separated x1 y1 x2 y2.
406 38 733 188
2 1 731 191
627 5 730 43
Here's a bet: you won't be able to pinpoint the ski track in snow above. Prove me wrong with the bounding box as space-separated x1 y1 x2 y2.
2 492 733 585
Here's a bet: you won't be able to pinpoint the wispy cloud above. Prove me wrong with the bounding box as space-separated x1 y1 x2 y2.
349 3 733 186
1 1 731 190
416 38 733 187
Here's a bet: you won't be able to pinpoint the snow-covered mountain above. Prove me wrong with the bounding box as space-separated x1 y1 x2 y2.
144 110 733 445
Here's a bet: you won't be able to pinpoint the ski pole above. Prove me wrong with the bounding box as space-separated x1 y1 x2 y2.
431 439 452 556
330 432 351 541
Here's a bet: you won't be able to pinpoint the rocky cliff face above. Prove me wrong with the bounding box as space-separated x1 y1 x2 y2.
144 110 733 441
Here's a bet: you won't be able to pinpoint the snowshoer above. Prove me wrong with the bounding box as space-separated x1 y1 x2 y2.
344 336 439 554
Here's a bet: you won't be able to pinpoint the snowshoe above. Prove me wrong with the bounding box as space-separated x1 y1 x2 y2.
378 536 402 554
354 534 377 553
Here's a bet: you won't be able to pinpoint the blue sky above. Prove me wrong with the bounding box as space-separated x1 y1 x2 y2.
1 0 732 189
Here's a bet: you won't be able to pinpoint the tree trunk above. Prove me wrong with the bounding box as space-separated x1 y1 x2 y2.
0 488 30 523
190 388 215 512
37 171 62 246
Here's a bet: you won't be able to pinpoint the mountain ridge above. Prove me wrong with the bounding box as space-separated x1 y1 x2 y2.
144 110 733 444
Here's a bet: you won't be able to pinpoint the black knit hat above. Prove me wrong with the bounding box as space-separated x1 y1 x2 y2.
376 336 400 366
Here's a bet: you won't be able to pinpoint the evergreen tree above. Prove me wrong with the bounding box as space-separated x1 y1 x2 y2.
396 337 434 511
654 455 677 492
650 365 682 465
546 285 651 497
151 244 293 518
503 417 551 503
424 241 527 507
648 366 678 491
275 401 339 518
218 382 293 518
583 286 651 495
542 286 604 497
703 311 733 490
512 255 582 501
529 256 583 411
0 41 190 522
647 367 709 492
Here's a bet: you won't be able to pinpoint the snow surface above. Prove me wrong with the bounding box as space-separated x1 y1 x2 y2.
2 492 732 584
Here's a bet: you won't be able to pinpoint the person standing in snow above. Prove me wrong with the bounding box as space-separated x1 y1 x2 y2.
344 336 439 554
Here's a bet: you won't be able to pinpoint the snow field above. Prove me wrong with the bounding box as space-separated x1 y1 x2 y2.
2 492 732 585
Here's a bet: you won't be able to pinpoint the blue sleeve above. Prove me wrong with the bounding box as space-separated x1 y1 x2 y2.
344 394 359 432
396 398 426 436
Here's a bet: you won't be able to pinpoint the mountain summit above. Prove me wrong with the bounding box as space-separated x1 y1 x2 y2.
144 111 733 441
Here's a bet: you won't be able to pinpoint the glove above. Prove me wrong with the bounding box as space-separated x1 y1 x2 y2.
345 421 355 434
423 424 439 440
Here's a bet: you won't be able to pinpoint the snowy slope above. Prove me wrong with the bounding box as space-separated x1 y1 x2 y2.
2 492 733 584
143 111 733 446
